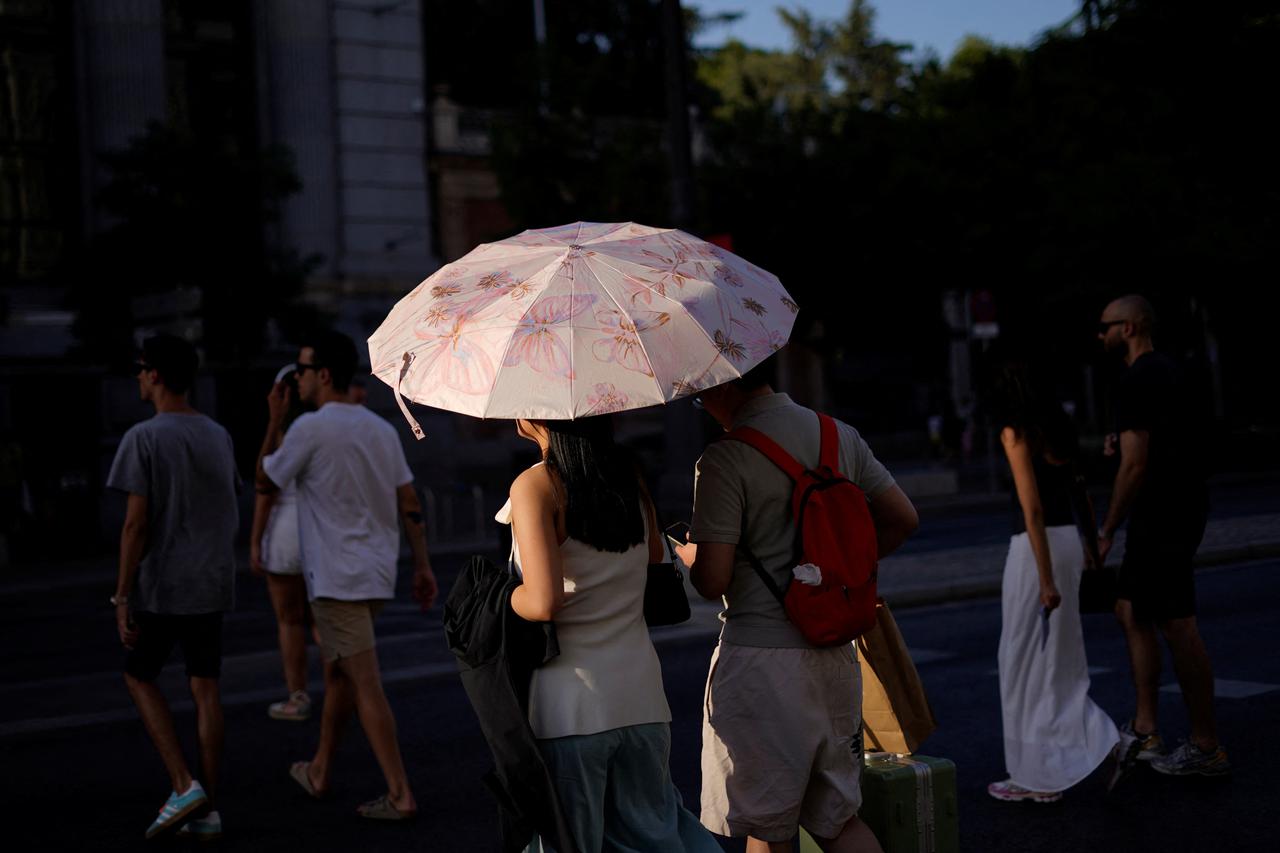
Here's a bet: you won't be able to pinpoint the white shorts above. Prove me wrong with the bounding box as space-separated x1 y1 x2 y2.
263 501 302 576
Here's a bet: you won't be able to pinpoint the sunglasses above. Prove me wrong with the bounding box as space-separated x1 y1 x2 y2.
294 363 322 375
132 361 153 375
1097 320 1126 334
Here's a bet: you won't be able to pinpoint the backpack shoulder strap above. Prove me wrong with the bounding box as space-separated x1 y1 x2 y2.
742 545 788 605
816 412 840 472
720 426 807 482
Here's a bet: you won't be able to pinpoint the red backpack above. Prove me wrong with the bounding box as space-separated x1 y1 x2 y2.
721 412 879 647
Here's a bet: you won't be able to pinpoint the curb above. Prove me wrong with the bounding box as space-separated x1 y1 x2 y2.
883 543 1280 611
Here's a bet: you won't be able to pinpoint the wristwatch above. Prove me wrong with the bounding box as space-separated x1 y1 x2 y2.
110 594 129 607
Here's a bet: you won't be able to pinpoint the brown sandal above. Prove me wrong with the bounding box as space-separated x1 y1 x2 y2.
289 761 326 799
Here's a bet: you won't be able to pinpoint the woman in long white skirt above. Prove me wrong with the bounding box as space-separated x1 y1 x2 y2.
988 362 1118 803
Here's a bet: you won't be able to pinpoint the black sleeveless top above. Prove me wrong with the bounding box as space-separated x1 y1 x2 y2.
1011 456 1077 534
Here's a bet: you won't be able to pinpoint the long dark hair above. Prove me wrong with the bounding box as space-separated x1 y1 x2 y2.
542 416 646 553
989 360 1079 462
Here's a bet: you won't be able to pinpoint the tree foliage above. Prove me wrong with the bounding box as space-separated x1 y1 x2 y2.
689 0 1279 426
425 1 1278 428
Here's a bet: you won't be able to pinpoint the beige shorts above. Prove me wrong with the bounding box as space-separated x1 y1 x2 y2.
700 642 862 842
310 598 385 662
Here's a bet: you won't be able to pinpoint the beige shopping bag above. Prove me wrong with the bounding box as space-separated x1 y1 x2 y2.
856 599 937 754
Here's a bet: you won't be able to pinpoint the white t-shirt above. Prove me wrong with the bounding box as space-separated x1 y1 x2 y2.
263 402 413 601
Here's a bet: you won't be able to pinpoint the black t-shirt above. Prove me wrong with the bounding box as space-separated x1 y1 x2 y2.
1011 455 1077 535
1115 351 1207 520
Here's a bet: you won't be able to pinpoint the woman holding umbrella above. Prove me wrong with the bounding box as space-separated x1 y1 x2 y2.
368 221 799 850
498 415 717 851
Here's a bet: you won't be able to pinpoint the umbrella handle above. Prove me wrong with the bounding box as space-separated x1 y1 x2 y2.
396 352 425 441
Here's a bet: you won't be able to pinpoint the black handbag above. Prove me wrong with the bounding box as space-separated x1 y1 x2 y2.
1079 565 1118 614
1067 466 1117 614
641 492 692 626
644 562 691 626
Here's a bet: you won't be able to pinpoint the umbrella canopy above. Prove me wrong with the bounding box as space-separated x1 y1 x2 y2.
369 221 798 436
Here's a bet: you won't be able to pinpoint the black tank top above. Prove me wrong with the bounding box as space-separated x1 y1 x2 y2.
1011 456 1077 534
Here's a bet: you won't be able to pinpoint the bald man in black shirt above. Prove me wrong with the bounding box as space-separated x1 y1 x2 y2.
1097 294 1227 779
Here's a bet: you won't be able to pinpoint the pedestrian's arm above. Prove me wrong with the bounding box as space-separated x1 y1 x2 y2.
1002 428 1059 610
509 468 565 622
249 490 277 576
637 477 667 564
679 448 740 600
397 483 437 611
115 493 147 647
1101 429 1148 541
254 382 291 493
687 541 736 600
868 483 919 559
1070 473 1103 568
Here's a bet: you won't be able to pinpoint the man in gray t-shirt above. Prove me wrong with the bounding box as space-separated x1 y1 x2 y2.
108 335 239 841
108 415 239 614
675 360 919 851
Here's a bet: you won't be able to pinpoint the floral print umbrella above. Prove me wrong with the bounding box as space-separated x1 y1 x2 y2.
368 221 798 436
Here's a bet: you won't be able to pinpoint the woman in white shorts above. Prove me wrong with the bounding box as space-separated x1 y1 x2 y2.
250 364 312 722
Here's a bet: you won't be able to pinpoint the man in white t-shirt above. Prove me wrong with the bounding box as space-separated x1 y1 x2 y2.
255 331 437 821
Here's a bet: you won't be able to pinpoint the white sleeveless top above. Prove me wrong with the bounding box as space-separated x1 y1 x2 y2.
497 473 671 740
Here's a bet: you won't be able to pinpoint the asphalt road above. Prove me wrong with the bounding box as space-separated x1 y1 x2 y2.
1 483 1277 852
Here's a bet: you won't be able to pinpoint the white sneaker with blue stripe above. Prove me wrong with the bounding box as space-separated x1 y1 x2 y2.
144 780 209 840
176 810 222 841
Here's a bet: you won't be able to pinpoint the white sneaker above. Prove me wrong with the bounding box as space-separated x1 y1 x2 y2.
176 810 223 841
268 690 312 721
987 779 1062 803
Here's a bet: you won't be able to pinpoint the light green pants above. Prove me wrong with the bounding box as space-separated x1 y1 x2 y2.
527 722 720 853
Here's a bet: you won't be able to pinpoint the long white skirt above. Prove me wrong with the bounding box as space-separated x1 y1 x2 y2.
998 525 1119 792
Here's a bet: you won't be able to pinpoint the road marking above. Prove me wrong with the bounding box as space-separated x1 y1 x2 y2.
985 665 1114 677
1159 679 1279 699
0 610 721 738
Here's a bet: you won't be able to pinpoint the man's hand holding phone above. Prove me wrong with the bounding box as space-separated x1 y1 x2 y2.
665 521 697 567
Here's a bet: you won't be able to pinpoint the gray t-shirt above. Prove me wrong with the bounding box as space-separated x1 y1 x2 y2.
107 412 240 614
690 393 895 648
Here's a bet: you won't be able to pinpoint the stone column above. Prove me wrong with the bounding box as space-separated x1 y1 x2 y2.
256 0 340 279
74 0 166 235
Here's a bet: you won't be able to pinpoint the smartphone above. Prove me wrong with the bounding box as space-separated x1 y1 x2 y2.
664 520 691 551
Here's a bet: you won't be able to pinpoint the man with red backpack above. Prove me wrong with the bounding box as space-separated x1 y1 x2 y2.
675 360 918 853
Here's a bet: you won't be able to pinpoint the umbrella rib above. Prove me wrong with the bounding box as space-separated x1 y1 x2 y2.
581 259 665 404
585 253 739 380
584 253 689 311
480 250 574 421
568 248 577 419
580 221 630 245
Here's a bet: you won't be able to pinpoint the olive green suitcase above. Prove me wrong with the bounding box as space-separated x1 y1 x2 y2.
799 754 958 853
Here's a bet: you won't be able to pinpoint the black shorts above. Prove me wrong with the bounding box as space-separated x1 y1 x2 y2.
125 612 224 682
1118 500 1209 623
